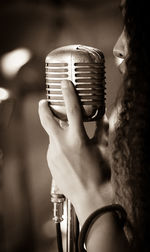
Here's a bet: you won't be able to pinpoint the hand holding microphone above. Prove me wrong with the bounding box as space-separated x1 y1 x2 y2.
39 82 111 226
39 45 112 227
45 44 106 122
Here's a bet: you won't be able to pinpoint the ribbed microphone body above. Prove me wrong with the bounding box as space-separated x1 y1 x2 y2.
46 44 106 122
45 45 106 224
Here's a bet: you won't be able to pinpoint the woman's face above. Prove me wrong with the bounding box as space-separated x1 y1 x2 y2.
113 29 128 74
113 0 128 74
109 28 128 131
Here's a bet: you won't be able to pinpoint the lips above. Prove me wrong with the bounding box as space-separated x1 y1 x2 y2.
114 56 126 74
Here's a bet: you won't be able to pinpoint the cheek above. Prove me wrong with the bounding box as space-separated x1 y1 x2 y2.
123 37 128 58
109 105 121 133
122 28 128 58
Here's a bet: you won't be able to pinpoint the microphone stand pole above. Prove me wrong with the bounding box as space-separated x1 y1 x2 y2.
51 180 79 252
66 199 79 252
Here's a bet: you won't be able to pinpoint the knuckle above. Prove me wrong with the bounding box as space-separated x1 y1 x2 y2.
72 134 86 149
68 104 80 115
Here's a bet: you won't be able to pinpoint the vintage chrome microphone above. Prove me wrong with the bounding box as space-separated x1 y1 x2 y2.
45 44 106 252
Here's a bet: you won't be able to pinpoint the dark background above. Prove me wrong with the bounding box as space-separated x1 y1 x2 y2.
0 0 122 251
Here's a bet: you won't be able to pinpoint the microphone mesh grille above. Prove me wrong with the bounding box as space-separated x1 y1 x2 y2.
46 64 105 105
45 45 106 121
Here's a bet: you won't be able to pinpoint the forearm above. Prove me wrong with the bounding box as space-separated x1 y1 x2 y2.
85 212 130 252
73 186 130 252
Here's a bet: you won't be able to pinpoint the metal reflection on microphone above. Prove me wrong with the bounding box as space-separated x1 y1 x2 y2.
45 44 106 122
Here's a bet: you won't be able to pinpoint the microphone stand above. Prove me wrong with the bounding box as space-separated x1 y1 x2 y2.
51 180 79 252
66 200 79 252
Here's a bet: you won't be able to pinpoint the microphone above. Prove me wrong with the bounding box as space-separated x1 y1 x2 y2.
45 45 106 223
46 44 106 122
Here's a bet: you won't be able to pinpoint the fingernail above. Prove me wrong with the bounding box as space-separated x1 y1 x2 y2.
61 80 68 88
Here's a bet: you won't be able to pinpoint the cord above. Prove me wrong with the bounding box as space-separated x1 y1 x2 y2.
55 203 80 252
75 216 80 252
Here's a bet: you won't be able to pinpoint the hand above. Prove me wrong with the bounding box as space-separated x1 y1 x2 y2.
38 80 113 225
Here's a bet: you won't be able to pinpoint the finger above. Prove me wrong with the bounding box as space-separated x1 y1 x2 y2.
93 114 109 145
61 80 84 132
38 99 61 135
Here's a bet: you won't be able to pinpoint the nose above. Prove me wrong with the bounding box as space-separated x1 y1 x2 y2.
113 30 127 59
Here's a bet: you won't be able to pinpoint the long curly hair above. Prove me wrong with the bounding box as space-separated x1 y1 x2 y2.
112 0 150 251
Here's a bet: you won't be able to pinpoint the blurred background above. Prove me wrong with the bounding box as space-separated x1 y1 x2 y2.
0 0 123 251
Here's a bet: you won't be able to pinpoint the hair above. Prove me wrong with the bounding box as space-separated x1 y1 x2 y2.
112 0 150 251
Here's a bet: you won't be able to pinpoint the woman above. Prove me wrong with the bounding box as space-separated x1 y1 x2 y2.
112 0 150 251
39 0 150 251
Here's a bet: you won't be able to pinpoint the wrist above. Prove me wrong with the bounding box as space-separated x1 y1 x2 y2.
85 212 116 249
78 204 128 252
73 183 113 226
74 197 104 226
